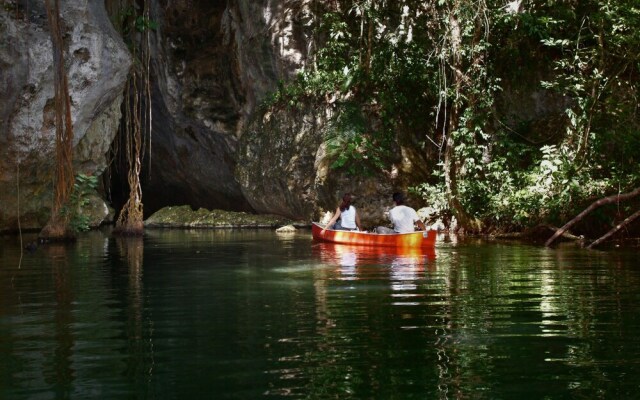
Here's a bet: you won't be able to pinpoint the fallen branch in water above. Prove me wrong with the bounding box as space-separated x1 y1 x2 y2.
587 208 640 249
545 186 640 247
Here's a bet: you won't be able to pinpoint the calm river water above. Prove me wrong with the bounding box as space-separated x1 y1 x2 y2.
1 228 639 399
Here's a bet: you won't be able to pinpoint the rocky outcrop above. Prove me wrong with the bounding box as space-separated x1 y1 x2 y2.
131 0 418 225
0 1 130 231
237 104 328 220
0 0 327 231
144 205 305 229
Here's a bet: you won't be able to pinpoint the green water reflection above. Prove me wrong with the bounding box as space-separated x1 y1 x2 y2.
1 229 639 399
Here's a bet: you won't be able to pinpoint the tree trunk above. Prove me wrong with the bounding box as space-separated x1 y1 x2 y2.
442 1 482 233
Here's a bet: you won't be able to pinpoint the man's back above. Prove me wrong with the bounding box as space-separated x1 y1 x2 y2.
389 205 419 233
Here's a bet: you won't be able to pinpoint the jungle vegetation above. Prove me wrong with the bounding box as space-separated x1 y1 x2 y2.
272 0 640 242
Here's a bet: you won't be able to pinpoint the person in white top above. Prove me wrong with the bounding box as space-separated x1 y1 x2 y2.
376 192 426 234
321 193 362 234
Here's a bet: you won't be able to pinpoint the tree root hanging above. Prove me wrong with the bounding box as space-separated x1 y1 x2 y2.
40 0 76 242
113 0 152 237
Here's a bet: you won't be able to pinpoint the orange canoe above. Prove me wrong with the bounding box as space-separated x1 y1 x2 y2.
311 222 436 249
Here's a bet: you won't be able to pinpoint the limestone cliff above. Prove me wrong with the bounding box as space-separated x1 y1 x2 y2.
0 0 130 230
0 1 325 232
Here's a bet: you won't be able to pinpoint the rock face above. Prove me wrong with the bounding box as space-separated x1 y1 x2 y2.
236 101 430 227
0 0 329 231
0 1 130 231
126 0 414 225
137 0 316 215
237 104 328 220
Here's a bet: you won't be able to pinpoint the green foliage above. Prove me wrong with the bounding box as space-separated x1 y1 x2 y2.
115 4 157 38
135 15 158 32
410 0 640 231
264 3 438 176
325 102 394 176
451 135 638 230
411 168 448 216
61 174 98 233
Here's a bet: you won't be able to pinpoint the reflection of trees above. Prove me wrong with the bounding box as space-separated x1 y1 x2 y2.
540 248 640 391
115 237 154 390
424 244 640 397
314 266 331 333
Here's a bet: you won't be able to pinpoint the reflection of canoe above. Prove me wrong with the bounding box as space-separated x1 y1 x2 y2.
312 242 436 269
311 222 436 249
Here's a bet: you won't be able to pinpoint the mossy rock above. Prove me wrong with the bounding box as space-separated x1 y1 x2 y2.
81 193 114 228
144 205 308 229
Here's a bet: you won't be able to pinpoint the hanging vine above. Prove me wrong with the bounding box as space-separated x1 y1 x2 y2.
40 0 76 240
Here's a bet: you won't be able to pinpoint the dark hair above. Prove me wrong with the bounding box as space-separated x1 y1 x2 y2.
392 192 405 205
339 193 353 211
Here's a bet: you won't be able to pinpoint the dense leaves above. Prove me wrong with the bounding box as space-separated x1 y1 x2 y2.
271 0 640 233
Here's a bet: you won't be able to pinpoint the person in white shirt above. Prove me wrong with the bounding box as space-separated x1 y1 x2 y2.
376 192 426 234
322 193 362 234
